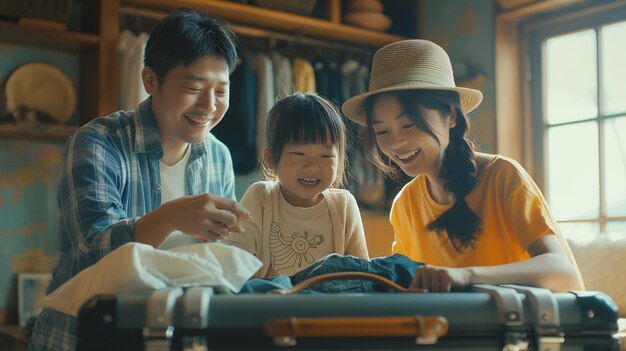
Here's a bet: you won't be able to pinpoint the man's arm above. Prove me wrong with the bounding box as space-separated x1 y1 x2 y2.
57 127 135 266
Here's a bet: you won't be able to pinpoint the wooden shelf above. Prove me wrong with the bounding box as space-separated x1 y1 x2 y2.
0 325 29 351
0 21 99 52
0 123 77 142
122 0 408 48
496 0 585 21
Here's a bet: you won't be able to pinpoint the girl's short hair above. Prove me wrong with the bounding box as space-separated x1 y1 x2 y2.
263 92 347 187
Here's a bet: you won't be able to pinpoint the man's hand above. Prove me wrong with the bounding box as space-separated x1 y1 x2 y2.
163 193 251 241
135 193 251 247
410 264 473 292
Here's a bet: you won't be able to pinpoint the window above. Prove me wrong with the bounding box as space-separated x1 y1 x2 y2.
526 5 626 237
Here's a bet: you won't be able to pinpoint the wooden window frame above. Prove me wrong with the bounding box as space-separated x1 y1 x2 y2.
496 0 626 230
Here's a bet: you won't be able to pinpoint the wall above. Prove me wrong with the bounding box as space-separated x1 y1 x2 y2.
419 0 497 152
0 43 78 322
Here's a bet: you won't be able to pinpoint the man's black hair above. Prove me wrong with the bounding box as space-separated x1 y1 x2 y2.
144 7 237 83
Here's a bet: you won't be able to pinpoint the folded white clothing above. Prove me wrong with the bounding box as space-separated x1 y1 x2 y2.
37 242 262 316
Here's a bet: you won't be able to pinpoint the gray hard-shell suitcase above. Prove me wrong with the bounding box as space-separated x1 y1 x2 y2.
76 272 621 351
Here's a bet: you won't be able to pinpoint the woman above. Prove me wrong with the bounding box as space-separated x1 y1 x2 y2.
342 39 583 292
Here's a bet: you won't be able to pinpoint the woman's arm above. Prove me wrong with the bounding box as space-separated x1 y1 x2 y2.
411 234 580 292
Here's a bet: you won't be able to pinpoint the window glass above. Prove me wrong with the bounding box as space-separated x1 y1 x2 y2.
546 30 597 124
604 116 626 217
547 122 599 220
601 21 626 115
606 221 626 234
558 221 599 240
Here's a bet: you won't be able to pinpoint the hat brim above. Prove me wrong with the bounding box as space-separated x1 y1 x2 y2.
342 84 483 126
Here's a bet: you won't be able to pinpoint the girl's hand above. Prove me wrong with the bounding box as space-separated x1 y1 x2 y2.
410 264 473 292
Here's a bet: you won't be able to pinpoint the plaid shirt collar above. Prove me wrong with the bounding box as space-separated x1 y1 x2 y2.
133 97 208 161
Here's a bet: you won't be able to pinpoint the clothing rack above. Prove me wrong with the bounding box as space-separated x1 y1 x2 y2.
119 5 374 56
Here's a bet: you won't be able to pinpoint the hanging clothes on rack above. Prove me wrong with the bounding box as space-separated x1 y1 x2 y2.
116 29 149 110
212 50 258 174
252 52 275 159
312 57 330 99
340 59 385 210
271 51 293 99
292 57 316 93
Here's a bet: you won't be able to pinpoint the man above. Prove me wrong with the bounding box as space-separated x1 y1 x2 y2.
29 8 248 350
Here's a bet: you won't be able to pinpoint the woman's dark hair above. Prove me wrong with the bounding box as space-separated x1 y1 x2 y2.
263 92 347 187
144 8 237 84
365 90 482 251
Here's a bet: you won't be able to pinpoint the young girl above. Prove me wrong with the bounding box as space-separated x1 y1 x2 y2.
224 92 369 278
342 39 584 292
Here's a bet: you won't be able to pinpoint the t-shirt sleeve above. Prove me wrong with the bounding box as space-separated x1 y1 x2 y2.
344 193 369 259
221 143 237 201
503 164 558 250
221 183 263 255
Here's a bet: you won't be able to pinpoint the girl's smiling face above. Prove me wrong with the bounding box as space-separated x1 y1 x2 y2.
272 142 339 208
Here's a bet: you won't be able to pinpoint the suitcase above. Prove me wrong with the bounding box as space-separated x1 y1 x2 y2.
76 272 621 351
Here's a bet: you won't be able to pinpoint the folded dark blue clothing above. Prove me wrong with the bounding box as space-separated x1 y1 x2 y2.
239 253 424 294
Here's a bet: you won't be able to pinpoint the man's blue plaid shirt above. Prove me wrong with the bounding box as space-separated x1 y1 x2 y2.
28 98 236 351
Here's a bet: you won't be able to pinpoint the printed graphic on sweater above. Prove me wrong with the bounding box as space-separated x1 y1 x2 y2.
270 221 324 272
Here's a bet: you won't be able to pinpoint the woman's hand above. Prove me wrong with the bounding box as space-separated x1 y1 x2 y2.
410 264 473 292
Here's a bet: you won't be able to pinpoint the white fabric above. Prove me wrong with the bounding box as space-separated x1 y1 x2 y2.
37 242 262 316
617 318 626 351
222 181 369 278
271 51 293 99
159 146 195 250
117 31 149 110
567 233 626 317
116 30 135 110
252 53 275 159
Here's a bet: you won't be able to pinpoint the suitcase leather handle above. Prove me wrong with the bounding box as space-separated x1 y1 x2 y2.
269 271 426 294
264 315 448 345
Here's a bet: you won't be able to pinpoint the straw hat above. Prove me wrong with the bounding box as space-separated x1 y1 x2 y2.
342 39 483 126
6 63 76 124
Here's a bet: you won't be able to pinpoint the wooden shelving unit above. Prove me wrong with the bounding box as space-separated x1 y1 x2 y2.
0 21 99 52
121 0 408 48
0 124 77 143
0 0 117 142
2 0 412 142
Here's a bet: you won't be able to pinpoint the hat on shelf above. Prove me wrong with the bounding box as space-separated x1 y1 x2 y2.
347 0 384 13
342 39 483 126
343 0 392 32
5 62 76 124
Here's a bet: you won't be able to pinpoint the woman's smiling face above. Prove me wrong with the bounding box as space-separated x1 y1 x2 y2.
370 93 454 178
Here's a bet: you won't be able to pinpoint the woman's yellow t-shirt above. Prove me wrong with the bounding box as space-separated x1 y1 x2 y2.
390 155 584 288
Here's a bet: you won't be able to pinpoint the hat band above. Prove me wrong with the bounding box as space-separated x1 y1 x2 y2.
370 68 455 90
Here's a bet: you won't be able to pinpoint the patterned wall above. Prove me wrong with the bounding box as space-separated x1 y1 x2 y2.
0 42 78 322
